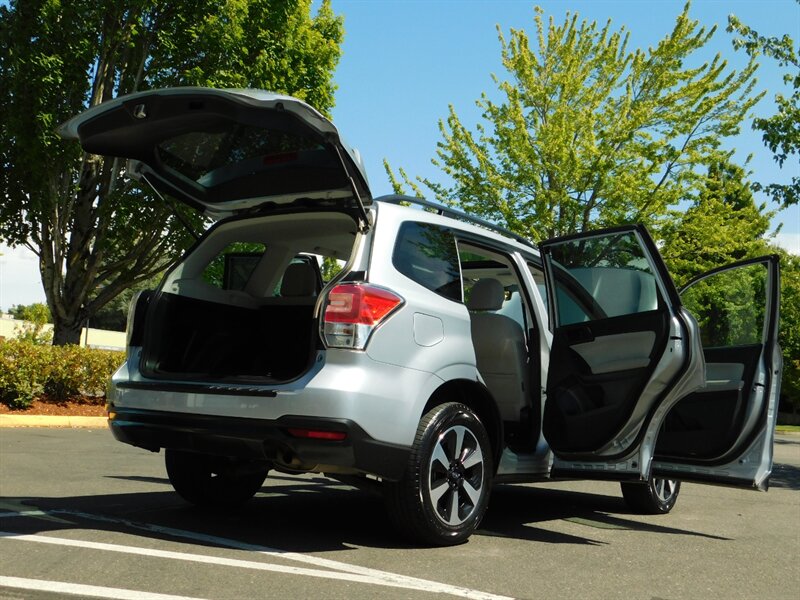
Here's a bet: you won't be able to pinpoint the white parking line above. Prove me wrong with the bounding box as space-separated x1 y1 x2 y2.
0 509 514 600
0 532 413 589
0 575 208 600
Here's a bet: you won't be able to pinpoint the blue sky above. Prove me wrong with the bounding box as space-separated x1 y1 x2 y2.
329 0 799 234
1 0 799 310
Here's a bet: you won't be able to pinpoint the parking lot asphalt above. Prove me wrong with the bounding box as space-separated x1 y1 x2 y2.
1 427 798 600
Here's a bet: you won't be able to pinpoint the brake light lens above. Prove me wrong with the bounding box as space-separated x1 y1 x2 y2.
322 283 403 349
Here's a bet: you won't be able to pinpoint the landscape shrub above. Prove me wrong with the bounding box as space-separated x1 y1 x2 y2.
0 339 125 409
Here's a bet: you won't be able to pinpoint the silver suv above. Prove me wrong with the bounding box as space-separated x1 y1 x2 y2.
62 88 782 545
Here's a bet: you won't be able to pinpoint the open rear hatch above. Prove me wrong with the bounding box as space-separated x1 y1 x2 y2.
61 88 372 385
59 87 371 223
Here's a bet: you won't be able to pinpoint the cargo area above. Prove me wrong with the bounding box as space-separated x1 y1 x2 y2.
137 211 360 383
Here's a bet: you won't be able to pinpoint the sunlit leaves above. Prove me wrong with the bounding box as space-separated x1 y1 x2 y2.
389 3 761 242
0 0 343 343
728 6 799 207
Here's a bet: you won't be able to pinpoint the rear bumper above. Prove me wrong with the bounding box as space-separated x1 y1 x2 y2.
108 408 410 481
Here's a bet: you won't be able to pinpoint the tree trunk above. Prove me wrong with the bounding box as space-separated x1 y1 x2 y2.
51 315 84 346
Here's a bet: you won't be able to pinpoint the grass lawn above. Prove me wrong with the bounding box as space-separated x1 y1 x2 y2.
776 424 800 433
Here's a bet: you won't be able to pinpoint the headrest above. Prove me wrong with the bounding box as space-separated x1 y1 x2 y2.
467 278 504 311
280 262 318 297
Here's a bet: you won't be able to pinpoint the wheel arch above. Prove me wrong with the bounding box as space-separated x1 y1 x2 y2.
423 379 503 472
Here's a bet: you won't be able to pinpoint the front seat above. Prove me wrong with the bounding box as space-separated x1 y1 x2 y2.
467 278 529 422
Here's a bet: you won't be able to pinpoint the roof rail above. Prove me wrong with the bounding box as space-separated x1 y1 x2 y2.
375 194 536 249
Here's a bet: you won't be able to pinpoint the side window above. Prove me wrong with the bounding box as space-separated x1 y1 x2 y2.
393 222 462 301
680 262 768 348
528 262 548 313
546 231 660 326
202 242 266 290
459 244 530 332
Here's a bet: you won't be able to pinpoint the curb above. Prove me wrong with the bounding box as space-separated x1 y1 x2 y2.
0 415 108 428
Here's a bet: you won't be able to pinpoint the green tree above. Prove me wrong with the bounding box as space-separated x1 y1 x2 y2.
660 159 798 410
8 302 53 344
90 273 163 332
9 302 52 324
776 250 800 408
0 0 343 345
388 3 760 241
728 5 799 206
661 159 773 282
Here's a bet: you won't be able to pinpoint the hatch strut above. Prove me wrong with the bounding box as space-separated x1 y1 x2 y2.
329 137 370 233
140 173 201 242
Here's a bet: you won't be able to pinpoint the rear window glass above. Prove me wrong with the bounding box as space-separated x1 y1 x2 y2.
202 243 266 290
155 123 344 200
393 222 461 302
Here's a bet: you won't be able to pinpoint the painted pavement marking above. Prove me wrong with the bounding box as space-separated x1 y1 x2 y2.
0 575 208 600
0 508 513 600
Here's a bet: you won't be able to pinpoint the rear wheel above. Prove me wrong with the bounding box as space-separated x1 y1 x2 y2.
165 449 269 508
384 402 492 546
621 477 681 514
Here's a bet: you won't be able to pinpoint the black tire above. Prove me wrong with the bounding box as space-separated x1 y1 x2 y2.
165 449 269 508
384 402 493 546
621 477 681 514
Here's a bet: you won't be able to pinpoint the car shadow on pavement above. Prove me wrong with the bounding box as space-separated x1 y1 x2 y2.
477 484 731 544
768 463 800 490
1 473 734 554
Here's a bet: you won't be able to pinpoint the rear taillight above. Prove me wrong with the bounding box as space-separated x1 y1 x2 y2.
322 283 403 350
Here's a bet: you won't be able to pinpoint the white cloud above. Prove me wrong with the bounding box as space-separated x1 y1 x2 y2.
771 232 800 256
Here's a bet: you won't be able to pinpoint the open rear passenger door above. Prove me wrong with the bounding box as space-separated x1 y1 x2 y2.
652 256 781 490
539 225 706 481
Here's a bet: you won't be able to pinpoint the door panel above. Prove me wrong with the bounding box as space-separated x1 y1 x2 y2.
540 225 704 472
544 310 670 453
570 330 656 374
652 257 781 490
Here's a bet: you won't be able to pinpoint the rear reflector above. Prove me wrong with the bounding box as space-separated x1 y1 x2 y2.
287 428 347 441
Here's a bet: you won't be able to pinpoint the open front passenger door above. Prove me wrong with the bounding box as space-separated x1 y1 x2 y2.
652 256 781 490
539 225 706 481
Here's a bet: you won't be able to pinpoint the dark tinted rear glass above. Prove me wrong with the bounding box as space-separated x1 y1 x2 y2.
393 222 461 302
157 125 323 186
155 122 347 202
202 243 266 290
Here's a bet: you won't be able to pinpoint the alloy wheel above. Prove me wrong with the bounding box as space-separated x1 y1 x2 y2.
426 425 485 526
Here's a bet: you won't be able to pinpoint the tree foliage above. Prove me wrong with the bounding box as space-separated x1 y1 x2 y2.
388 3 761 241
776 251 800 406
8 302 52 324
728 4 800 206
680 262 768 348
660 160 798 410
0 0 343 344
8 302 53 344
660 159 773 282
